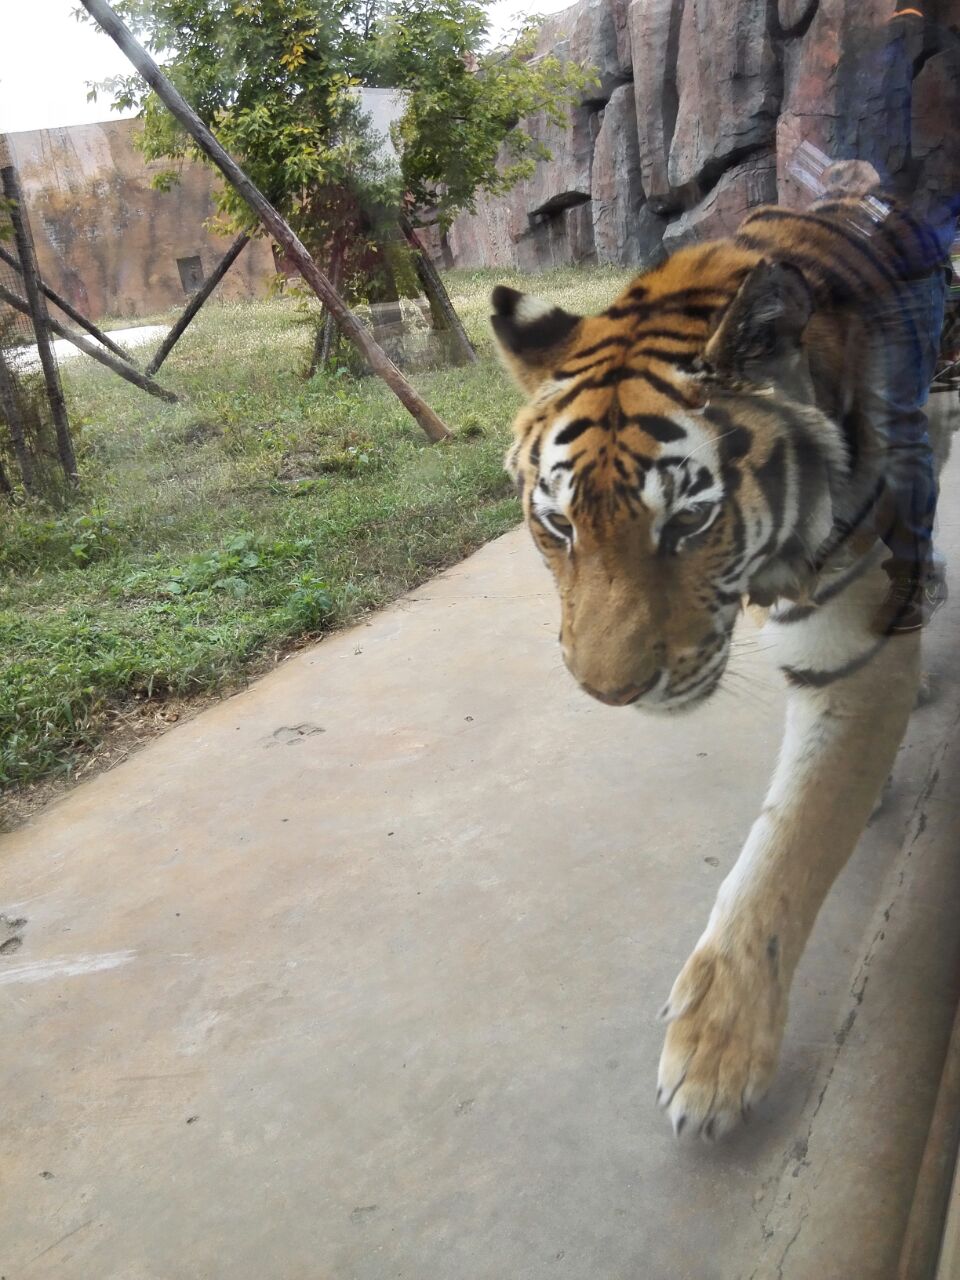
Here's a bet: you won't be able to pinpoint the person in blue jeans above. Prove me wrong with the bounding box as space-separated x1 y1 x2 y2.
816 169 957 634
798 3 960 633
869 257 952 632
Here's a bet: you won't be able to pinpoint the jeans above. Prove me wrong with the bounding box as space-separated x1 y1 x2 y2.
864 266 948 575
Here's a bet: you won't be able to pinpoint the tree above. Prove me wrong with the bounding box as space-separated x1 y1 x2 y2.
87 0 396 242
373 1 589 227
84 0 592 241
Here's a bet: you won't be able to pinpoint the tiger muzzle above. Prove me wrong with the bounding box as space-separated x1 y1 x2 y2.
578 671 662 707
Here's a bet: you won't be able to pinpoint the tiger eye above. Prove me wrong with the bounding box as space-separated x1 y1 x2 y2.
548 513 574 537
670 505 711 531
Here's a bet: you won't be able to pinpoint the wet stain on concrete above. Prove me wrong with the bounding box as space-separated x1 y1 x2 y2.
266 724 325 747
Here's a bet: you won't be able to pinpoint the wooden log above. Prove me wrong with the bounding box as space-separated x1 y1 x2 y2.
146 232 249 376
0 243 132 362
80 0 450 443
2 165 78 484
0 283 179 404
0 345 34 493
399 213 478 366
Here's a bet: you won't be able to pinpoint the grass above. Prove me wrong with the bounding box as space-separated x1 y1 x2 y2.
0 263 634 808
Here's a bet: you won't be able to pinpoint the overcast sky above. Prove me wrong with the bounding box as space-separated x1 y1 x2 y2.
0 0 574 135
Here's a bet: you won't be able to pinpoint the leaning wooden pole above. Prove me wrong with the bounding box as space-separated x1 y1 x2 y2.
399 213 478 366
146 232 249 375
0 284 178 404
2 165 78 484
0 243 132 362
81 0 451 443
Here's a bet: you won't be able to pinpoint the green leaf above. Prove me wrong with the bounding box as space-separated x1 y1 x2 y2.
77 0 591 243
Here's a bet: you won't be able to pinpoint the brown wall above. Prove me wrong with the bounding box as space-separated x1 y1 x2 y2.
5 119 276 321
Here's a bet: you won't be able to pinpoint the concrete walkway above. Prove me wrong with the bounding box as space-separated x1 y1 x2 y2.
3 487 960 1277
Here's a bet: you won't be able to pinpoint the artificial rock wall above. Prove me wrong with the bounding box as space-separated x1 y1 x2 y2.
4 120 276 322
445 0 960 271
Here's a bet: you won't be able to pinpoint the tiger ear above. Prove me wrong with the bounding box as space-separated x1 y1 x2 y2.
490 285 582 391
704 261 813 378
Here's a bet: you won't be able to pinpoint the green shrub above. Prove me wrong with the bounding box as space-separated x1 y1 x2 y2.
160 532 313 598
0 507 119 573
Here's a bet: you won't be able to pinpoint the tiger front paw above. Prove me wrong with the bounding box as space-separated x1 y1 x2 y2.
656 932 787 1140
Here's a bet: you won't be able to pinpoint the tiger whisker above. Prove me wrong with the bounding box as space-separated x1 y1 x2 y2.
678 426 744 468
722 665 779 699
729 640 779 656
718 676 777 713
715 679 773 714
724 653 778 677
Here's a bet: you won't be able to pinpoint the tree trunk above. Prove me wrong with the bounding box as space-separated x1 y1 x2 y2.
308 242 345 377
80 0 451 443
399 213 477 366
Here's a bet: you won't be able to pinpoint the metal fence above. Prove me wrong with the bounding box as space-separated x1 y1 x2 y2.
0 208 35 346
0 146 75 499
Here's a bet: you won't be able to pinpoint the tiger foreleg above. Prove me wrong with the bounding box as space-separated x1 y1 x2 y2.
656 624 920 1139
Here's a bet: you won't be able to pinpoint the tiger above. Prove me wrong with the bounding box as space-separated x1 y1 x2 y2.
490 196 953 1141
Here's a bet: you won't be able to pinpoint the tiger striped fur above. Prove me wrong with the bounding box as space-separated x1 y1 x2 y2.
490 197 949 1140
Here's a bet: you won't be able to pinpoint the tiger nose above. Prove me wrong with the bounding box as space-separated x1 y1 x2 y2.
580 671 660 706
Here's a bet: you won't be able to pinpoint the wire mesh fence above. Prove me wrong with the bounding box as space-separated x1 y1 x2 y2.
0 201 35 347
0 149 75 501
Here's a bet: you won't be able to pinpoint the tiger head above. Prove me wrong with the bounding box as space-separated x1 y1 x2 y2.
491 243 849 712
